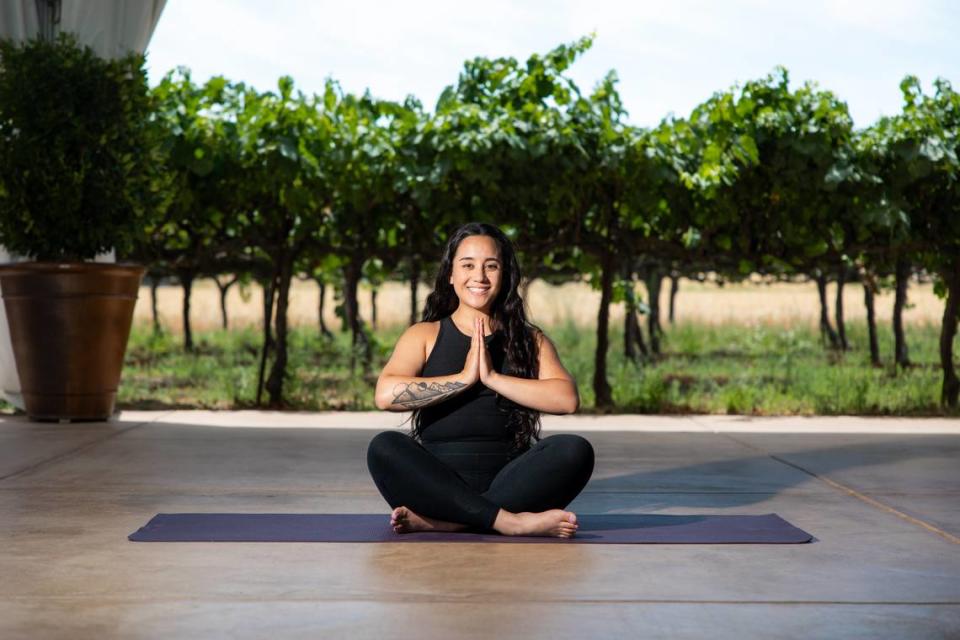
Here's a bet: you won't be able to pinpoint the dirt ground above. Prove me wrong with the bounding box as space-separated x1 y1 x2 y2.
132 277 944 332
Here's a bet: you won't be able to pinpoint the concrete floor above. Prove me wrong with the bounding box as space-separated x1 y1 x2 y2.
1 411 959 639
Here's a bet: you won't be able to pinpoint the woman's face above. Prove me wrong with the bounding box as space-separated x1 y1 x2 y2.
449 234 503 311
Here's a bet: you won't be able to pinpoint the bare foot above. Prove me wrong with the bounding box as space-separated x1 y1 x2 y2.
494 509 579 538
390 506 468 534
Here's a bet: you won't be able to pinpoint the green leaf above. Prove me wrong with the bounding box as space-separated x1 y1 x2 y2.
804 239 829 257
682 227 702 248
735 97 755 118
736 134 759 164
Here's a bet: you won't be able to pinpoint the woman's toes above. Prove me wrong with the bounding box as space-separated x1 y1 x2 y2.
391 507 411 531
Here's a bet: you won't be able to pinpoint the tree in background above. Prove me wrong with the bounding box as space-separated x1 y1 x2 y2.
146 70 247 351
126 36 956 413
869 78 960 406
233 76 333 405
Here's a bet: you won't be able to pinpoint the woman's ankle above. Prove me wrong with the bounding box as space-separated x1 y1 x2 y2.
492 509 519 535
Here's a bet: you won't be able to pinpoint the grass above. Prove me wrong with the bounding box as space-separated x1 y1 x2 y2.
118 326 382 411
594 319 948 416
1 318 953 416
107 317 953 416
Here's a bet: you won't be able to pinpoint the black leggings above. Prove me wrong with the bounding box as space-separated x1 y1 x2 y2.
366 430 595 530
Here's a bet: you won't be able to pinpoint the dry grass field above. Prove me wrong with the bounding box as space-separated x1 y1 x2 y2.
133 277 945 333
117 276 949 415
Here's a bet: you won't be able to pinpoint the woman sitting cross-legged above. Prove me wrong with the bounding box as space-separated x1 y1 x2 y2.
367 222 594 538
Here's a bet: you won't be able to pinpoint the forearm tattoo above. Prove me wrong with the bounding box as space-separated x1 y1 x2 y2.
390 380 467 409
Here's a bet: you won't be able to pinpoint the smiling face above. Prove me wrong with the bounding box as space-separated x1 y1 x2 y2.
449 234 503 312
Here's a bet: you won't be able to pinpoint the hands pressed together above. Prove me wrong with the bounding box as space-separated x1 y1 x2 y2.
460 316 497 387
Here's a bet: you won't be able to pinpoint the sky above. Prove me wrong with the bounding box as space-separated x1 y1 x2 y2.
144 0 959 129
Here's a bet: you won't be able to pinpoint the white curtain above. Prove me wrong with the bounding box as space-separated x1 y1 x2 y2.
60 0 167 59
0 2 40 42
0 0 167 57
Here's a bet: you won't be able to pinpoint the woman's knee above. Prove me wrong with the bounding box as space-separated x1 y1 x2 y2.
366 430 411 469
544 434 594 471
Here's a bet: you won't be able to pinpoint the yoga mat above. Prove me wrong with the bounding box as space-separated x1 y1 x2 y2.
129 513 813 544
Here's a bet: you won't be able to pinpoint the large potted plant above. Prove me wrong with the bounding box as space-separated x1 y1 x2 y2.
0 33 165 420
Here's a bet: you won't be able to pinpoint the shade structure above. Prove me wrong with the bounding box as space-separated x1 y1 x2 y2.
0 0 167 59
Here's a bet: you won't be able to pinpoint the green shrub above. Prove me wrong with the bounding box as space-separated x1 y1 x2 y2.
0 33 166 260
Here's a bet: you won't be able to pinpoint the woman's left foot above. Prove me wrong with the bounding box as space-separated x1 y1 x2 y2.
390 506 467 534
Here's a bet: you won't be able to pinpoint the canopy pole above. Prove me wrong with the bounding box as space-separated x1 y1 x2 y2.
34 0 61 41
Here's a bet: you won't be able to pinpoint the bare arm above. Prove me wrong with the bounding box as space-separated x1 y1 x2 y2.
374 322 478 411
485 374 578 415
483 328 579 415
376 373 470 411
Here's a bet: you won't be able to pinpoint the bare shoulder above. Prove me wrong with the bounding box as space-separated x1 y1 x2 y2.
420 320 442 362
528 325 551 350
381 321 439 378
530 326 573 381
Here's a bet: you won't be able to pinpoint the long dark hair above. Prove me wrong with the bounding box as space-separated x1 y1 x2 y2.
406 222 543 452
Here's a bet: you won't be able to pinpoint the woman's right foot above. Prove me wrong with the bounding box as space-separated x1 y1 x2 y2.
494 509 579 538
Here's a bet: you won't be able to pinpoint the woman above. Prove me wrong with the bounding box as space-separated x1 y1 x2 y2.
367 222 594 538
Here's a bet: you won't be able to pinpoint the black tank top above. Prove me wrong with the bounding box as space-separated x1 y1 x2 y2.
419 315 512 443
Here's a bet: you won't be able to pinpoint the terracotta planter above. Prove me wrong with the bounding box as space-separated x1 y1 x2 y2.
0 262 144 420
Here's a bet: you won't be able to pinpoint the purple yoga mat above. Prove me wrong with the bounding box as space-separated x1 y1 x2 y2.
128 513 812 544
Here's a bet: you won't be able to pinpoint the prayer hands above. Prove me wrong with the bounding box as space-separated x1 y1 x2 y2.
476 317 496 384
460 317 497 387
